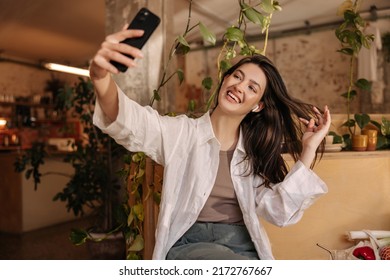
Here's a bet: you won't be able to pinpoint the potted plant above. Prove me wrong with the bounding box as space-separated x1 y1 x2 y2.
350 113 370 151
15 78 130 259
335 0 376 151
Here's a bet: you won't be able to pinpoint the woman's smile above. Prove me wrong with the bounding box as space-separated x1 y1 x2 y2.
226 90 242 104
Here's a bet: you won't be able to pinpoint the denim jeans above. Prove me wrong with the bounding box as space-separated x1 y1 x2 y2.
166 222 260 260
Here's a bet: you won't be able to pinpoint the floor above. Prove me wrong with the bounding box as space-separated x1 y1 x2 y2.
0 218 92 260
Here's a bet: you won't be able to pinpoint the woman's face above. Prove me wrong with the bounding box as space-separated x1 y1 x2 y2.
218 62 266 117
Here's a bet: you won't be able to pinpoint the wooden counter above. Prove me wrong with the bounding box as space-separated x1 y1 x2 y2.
0 151 76 233
262 150 390 259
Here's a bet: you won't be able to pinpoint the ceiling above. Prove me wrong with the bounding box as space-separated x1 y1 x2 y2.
0 0 389 68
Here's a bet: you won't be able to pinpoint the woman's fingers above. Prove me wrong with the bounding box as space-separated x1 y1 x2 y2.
91 29 145 76
299 117 316 132
106 29 144 44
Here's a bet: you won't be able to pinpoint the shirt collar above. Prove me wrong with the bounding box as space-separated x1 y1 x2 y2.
198 111 246 154
198 111 216 144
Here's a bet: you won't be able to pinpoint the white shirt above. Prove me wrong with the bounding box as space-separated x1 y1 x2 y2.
93 86 328 260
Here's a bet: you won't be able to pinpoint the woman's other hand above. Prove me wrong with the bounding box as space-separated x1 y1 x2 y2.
299 105 331 167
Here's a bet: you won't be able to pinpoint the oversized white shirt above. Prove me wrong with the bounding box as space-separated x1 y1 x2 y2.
93 86 328 260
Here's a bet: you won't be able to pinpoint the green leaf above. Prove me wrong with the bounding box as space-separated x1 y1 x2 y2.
188 100 196 112
202 77 213 90
131 152 144 163
25 169 33 179
136 168 145 179
133 203 144 221
341 90 357 100
376 134 388 150
362 34 374 49
241 3 264 25
219 60 231 73
176 43 190 55
260 0 276 14
153 191 161 205
225 49 237 60
69 228 89 245
355 79 372 91
127 252 142 260
225 27 244 42
344 10 358 23
128 234 144 252
127 208 134 226
370 120 381 130
177 35 190 47
199 22 216 45
273 1 282 11
342 119 356 128
176 35 190 55
337 48 354 56
354 113 370 130
176 69 184 85
153 89 161 101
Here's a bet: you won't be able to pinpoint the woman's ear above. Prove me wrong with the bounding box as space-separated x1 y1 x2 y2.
251 102 264 112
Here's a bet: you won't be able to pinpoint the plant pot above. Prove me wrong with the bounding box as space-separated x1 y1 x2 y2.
361 129 378 151
86 232 126 260
352 135 368 151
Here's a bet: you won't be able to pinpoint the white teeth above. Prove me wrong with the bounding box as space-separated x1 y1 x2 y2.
227 91 241 103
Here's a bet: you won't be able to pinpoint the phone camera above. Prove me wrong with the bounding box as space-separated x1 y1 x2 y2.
139 11 149 21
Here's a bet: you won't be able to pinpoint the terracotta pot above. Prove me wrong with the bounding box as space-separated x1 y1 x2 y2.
352 135 368 151
361 129 378 151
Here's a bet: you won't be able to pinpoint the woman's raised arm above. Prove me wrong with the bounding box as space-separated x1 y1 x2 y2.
89 28 144 121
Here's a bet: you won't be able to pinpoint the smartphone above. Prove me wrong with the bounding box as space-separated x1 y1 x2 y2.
111 7 161 72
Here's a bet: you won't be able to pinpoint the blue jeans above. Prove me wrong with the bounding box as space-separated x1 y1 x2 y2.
166 222 260 260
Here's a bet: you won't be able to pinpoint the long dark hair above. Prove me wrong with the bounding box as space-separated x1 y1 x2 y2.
215 54 324 188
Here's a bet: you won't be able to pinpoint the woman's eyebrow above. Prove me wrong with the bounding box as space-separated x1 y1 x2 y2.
250 79 261 91
237 69 262 91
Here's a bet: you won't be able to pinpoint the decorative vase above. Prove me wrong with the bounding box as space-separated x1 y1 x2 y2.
352 134 368 151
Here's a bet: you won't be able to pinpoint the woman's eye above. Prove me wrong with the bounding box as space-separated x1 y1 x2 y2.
249 85 257 93
233 74 241 80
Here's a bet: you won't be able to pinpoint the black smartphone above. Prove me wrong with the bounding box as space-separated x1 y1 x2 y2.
111 7 161 72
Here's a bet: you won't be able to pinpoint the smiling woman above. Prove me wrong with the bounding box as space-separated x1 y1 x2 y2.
89 14 331 259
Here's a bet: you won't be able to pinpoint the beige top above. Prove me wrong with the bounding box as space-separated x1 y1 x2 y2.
197 150 244 224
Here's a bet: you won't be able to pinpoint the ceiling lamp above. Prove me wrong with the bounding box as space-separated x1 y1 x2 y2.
44 62 89 77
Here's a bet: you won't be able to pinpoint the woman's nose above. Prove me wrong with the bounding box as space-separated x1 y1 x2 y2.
234 82 244 94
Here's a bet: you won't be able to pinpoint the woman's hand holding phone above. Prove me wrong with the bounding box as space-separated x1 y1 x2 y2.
89 29 145 79
90 7 160 78
89 8 160 121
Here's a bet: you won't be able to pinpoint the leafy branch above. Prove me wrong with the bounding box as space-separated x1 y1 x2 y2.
335 0 374 136
206 0 282 110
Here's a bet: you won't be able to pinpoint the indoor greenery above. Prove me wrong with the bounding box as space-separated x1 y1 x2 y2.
15 78 127 237
334 0 375 149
